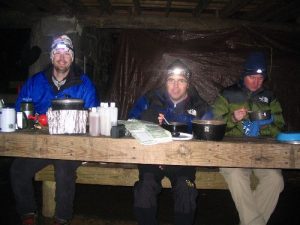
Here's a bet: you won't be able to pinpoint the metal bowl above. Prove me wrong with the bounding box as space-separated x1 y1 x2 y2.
248 110 271 121
51 98 84 110
161 122 188 137
192 119 226 141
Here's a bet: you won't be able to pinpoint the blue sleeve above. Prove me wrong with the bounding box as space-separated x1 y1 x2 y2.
128 95 149 119
15 78 34 112
81 75 100 108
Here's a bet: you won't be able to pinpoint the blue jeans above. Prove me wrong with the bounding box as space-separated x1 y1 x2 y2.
10 158 81 220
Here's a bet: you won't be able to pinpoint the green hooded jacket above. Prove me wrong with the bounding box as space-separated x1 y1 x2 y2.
212 84 285 137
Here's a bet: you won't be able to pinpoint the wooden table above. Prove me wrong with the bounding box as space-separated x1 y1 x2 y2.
1 130 300 169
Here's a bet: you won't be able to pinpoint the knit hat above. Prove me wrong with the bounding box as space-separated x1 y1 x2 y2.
241 52 267 79
167 59 191 80
50 35 74 61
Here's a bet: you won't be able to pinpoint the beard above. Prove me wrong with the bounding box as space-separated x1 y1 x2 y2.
53 64 71 74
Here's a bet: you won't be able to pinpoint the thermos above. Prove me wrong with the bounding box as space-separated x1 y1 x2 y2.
20 102 35 129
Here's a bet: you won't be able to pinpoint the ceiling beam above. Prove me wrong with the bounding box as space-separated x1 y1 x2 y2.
165 0 172 17
79 14 300 32
133 0 141 16
193 0 210 17
219 0 252 18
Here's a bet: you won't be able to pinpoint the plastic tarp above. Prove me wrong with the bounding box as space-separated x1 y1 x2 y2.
108 27 300 130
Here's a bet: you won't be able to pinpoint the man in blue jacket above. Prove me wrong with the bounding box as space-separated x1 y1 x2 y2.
10 35 99 225
129 59 211 225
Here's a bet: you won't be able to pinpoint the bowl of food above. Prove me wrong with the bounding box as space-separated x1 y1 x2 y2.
162 122 188 137
248 110 271 121
192 119 226 141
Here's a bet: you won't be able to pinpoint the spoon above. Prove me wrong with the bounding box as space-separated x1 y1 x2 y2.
163 117 170 125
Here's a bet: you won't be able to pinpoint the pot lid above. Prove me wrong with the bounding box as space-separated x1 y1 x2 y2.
52 98 84 104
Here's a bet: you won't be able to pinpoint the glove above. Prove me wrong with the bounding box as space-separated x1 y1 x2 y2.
243 115 274 137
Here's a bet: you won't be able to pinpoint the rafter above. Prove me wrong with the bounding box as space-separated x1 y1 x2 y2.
165 0 172 17
219 0 252 18
97 0 113 15
133 0 141 15
193 0 210 17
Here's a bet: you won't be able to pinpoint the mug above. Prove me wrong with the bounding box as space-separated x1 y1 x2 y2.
0 107 16 132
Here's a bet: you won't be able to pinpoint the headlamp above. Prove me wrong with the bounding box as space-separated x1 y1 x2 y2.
256 69 263 74
167 67 190 78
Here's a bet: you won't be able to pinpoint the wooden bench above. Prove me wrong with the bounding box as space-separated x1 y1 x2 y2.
35 163 258 217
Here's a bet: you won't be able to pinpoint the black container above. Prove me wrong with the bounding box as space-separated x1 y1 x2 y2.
162 122 188 137
248 110 271 121
20 102 35 129
192 120 226 141
51 99 84 110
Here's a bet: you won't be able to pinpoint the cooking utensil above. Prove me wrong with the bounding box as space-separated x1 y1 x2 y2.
192 119 226 141
51 98 84 110
248 110 271 121
161 122 188 137
163 117 170 125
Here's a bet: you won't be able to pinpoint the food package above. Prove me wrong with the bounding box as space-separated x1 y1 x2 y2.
47 109 88 134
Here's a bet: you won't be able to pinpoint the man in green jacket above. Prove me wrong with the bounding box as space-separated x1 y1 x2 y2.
213 52 285 225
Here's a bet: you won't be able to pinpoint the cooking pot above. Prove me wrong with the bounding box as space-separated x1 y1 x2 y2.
192 119 226 141
248 110 271 121
161 122 188 137
51 98 84 110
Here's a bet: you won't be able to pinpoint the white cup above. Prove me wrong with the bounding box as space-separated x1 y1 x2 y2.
0 108 16 132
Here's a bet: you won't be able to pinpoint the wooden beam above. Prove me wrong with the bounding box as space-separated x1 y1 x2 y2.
193 0 210 17
78 14 300 32
133 0 141 16
219 0 252 18
1 132 300 169
165 0 172 17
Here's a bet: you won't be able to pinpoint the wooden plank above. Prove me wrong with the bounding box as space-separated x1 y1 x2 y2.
1 132 299 169
35 164 229 189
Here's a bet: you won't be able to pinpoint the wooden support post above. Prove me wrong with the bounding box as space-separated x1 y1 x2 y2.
42 181 56 218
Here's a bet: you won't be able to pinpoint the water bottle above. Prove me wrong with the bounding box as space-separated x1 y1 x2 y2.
89 107 100 136
110 102 118 126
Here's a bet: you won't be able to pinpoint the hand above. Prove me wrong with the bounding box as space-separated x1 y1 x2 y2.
232 108 248 122
158 113 165 125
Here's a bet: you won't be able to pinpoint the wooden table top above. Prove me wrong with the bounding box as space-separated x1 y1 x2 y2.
0 130 299 169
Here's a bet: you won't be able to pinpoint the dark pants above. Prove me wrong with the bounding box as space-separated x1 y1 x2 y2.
134 165 198 225
10 158 81 221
